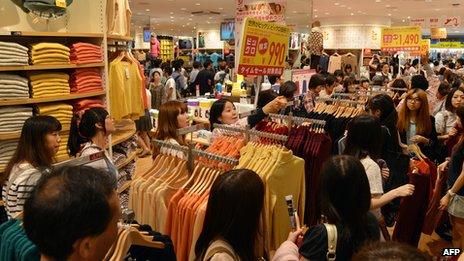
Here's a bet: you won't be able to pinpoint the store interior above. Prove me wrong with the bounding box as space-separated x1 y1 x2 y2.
0 0 463 260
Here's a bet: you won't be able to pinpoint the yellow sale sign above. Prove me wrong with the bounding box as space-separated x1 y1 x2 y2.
381 26 421 52
238 17 290 76
411 39 430 56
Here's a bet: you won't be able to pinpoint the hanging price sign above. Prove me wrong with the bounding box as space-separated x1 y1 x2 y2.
238 17 290 76
411 39 430 56
381 26 421 52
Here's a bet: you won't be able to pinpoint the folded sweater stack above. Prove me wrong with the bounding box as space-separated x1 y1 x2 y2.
55 133 70 160
0 140 18 167
70 43 103 64
70 68 104 93
0 74 29 99
30 43 70 65
0 106 33 133
37 103 73 126
29 72 70 98
74 99 105 114
0 42 29 66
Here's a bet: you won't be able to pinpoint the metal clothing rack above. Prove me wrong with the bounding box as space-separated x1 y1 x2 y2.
192 148 239 165
248 129 288 142
316 97 366 105
268 113 326 127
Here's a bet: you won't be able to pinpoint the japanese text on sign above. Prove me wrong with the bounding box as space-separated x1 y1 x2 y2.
381 26 421 52
238 17 290 76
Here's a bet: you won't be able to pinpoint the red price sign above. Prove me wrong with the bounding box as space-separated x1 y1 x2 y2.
381 26 421 52
238 17 290 76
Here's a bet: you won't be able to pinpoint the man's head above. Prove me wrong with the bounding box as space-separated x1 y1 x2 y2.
381 62 389 74
457 58 464 69
24 166 119 261
411 74 429 91
268 75 282 85
203 60 212 69
193 61 201 69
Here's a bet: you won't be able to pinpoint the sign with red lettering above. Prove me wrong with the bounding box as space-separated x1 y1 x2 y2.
381 26 421 52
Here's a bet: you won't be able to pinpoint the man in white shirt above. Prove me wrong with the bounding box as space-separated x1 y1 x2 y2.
164 66 177 101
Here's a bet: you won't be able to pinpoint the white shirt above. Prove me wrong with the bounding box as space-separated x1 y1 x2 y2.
165 77 176 101
360 156 384 195
435 110 458 135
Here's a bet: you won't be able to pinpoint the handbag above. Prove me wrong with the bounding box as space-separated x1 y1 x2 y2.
323 223 337 261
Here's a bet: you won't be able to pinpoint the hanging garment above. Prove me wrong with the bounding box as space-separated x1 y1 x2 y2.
150 37 161 58
328 54 342 74
341 54 358 74
107 0 132 36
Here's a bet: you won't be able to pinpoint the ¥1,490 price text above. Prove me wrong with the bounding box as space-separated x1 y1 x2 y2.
244 35 286 66
382 34 420 46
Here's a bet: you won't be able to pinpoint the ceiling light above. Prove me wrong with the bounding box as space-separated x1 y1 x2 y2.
314 9 318 11
314 15 318 18
375 0 381 2
170 16 174 19
188 18 192 20
195 3 200 5
350 13 354 16
334 2 339 5
325 12 330 15
388 13 392 16
407 16 410 19
207 21 210 24
209 17 212 19
348 7 352 9
145 9 150 11
218 7 223 10
181 8 186 11
385 4 391 7
435 8 440 11
292 11 297 13
402 19 405 22
170 12 174 14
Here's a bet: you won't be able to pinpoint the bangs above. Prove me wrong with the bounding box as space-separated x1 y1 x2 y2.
180 102 188 113
44 116 62 132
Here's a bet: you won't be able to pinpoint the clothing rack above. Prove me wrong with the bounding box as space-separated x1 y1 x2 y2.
53 151 105 168
316 97 366 105
268 113 326 127
248 129 288 142
192 148 239 165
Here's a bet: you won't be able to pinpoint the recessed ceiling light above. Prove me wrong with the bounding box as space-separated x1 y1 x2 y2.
188 18 192 20
218 7 223 10
314 9 318 11
435 8 440 11
207 21 210 24
195 3 200 5
293 11 297 13
375 0 381 2
170 16 174 19
325 12 330 15
388 13 392 16
350 13 354 15
402 19 405 22
145 9 150 11
407 16 411 19
385 4 391 7
170 12 174 14
348 7 352 9
334 2 339 5
181 8 186 11
209 17 212 19
314 15 318 18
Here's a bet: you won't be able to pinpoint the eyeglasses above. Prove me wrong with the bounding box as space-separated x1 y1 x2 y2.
407 97 422 103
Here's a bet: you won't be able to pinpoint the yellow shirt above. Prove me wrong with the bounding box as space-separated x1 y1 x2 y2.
31 43 70 52
29 73 69 82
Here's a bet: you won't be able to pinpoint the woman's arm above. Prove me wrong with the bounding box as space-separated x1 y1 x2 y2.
371 184 415 210
440 162 464 210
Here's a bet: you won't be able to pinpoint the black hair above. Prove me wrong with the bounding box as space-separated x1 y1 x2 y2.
23 166 117 261
203 60 212 68
164 66 173 76
448 62 456 70
352 241 430 261
279 81 297 99
391 79 407 90
433 61 440 67
411 74 429 91
344 64 353 72
451 78 463 90
411 59 419 67
343 77 356 93
68 108 108 157
268 75 279 85
334 70 344 80
372 75 385 86
308 74 326 89
209 98 233 131
445 87 464 112
172 59 182 71
319 156 372 252
257 90 278 109
438 82 451 97
438 67 447 76
456 58 464 66
193 61 201 69
152 58 162 68
3 116 62 185
195 169 264 261
360 78 370 85
344 115 383 160
326 74 336 86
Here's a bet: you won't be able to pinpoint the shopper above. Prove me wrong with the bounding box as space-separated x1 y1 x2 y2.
455 58 464 79
397 89 438 160
320 74 336 98
273 156 380 261
155 100 189 150
377 62 392 81
209 96 286 140
352 241 430 261
195 169 264 260
214 64 230 84
23 166 119 261
433 82 451 116
148 58 164 84
68 108 117 178
279 80 298 100
172 59 186 97
188 61 201 93
360 78 371 91
195 60 215 95
303 74 325 113
164 66 177 101
150 70 166 110
343 77 357 94
439 105 464 249
2 116 61 218
269 75 282 93
344 115 415 215
333 69 344 91
389 78 408 105
344 64 356 79
436 88 464 142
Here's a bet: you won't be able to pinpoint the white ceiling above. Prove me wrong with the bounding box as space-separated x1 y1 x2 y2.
129 0 464 36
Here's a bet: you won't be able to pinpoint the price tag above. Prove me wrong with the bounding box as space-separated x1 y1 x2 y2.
124 67 130 79
55 0 67 8
381 26 421 52
238 17 290 76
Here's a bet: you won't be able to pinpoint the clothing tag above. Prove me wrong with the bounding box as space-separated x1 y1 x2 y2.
55 0 67 8
125 67 130 79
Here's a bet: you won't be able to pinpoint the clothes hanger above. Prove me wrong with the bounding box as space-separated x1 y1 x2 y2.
111 228 165 261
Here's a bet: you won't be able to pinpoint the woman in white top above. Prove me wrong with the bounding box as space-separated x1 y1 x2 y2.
344 115 415 220
2 116 61 218
68 108 117 179
436 87 464 142
155 101 190 158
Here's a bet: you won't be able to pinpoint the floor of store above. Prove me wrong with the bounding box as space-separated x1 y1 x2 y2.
134 157 452 258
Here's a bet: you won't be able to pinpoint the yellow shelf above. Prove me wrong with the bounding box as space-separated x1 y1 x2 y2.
0 90 106 106
56 154 71 163
6 32 104 38
110 128 136 148
117 181 132 194
0 62 105 72
107 34 133 41
0 124 71 141
116 150 138 170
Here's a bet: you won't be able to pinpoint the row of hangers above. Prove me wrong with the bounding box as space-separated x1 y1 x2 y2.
267 113 326 133
314 97 366 118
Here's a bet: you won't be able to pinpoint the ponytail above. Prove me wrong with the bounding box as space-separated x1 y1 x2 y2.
67 108 109 157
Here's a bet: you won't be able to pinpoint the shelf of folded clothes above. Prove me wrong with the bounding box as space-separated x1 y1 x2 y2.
29 72 70 98
0 124 70 141
110 120 137 148
0 90 106 106
4 32 104 38
0 140 18 171
107 34 133 42
0 106 33 137
116 150 138 170
0 62 105 72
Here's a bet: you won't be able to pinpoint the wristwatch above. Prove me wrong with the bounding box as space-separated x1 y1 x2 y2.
448 190 456 198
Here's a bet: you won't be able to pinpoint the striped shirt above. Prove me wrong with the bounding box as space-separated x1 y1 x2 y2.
2 163 41 218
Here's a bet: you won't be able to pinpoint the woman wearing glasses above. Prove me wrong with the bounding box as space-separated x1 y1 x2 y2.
397 89 438 161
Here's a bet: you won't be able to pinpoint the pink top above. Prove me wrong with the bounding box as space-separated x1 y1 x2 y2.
150 37 160 57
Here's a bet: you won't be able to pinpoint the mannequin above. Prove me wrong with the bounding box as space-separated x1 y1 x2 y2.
150 35 160 58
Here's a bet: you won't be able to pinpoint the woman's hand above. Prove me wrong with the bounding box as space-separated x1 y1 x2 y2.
263 96 287 114
449 127 458 137
381 167 390 180
439 194 451 210
287 228 304 247
411 135 429 144
438 160 450 173
394 184 415 197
